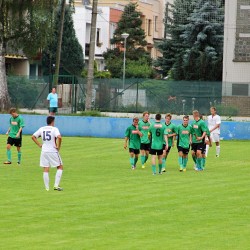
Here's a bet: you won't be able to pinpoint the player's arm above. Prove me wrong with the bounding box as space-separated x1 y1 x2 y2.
135 125 143 137
196 131 206 141
6 127 10 135
164 134 169 150
56 135 62 151
31 135 42 148
209 123 220 133
16 127 23 138
124 137 129 149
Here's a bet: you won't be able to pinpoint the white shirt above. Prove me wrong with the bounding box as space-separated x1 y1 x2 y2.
33 126 61 152
207 114 221 134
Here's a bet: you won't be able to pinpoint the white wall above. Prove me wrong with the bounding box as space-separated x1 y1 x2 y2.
73 5 110 70
223 0 250 96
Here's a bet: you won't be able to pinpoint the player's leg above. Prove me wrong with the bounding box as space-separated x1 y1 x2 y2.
145 148 150 163
178 150 184 171
17 146 22 164
54 165 63 191
182 154 188 171
134 150 139 168
151 150 157 175
215 136 220 157
129 149 135 169
196 149 203 170
158 153 163 174
43 167 50 191
161 147 166 172
140 146 146 168
4 138 12 164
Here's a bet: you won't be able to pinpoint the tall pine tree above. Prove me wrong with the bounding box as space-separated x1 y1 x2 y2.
42 3 84 76
155 0 224 81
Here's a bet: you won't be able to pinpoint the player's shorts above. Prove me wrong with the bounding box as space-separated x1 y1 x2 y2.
201 143 206 154
49 107 58 113
129 148 140 154
7 136 22 147
163 145 171 153
40 151 63 167
150 148 163 155
177 146 190 155
140 143 150 151
191 143 204 152
210 133 220 142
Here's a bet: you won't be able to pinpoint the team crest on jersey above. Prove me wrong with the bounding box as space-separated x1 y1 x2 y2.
132 130 138 134
193 125 198 129
154 124 162 128
182 130 189 134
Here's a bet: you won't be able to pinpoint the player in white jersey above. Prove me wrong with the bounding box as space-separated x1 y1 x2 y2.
206 107 221 157
32 116 64 191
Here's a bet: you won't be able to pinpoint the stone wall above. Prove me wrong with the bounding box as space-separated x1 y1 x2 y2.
222 96 250 116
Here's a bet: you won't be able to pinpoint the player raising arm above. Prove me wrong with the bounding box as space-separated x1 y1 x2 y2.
32 116 64 191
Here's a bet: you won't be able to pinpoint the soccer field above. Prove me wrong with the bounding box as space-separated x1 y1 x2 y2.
0 135 249 250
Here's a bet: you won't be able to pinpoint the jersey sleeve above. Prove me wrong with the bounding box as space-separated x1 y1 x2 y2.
53 127 61 138
19 116 25 128
125 127 130 138
216 116 221 125
33 128 42 138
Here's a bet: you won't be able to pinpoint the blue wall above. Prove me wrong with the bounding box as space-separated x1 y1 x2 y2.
0 114 249 140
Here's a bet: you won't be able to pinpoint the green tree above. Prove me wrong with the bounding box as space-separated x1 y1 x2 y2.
0 0 57 111
155 0 196 78
103 3 151 78
180 0 224 80
42 3 84 76
155 0 224 81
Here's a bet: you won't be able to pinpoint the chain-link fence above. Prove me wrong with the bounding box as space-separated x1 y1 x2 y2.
8 75 237 116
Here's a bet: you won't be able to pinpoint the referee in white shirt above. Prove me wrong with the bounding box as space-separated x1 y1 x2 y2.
206 107 221 157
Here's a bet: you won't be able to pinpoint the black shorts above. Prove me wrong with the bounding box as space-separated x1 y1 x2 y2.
191 143 204 152
150 149 163 155
49 107 58 113
177 146 190 155
201 143 206 154
7 136 22 147
129 148 140 154
140 143 150 151
163 145 171 153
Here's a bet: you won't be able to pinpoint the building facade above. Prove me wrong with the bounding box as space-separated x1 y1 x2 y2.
223 0 250 116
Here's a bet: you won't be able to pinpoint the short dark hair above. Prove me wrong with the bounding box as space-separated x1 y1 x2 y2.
155 113 161 120
47 116 55 125
9 108 17 114
183 115 189 120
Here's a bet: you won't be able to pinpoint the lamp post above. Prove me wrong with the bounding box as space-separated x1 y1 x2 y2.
121 33 129 91
192 97 196 111
182 99 186 115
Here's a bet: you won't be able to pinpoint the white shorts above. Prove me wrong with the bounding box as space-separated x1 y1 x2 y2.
40 151 63 168
210 133 220 143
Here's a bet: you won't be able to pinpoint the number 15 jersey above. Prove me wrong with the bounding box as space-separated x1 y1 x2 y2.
33 126 61 153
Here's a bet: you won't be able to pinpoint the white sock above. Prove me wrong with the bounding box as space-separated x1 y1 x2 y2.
216 146 220 156
205 144 210 157
43 172 49 190
54 169 63 187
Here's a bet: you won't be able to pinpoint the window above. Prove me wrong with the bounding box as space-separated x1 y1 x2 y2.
154 16 158 32
148 19 152 36
232 83 249 96
96 28 102 47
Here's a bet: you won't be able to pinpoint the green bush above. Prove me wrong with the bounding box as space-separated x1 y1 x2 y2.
216 105 238 116
7 76 39 108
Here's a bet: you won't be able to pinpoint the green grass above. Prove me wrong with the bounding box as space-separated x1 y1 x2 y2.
0 136 249 250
